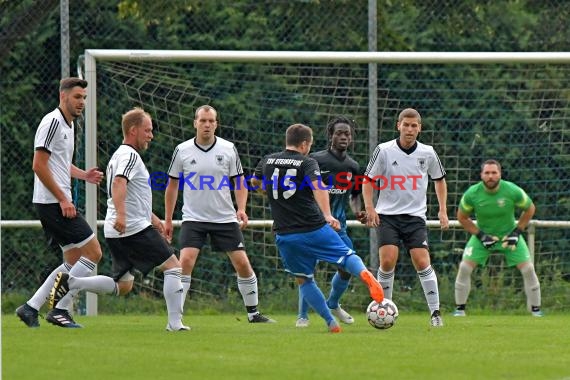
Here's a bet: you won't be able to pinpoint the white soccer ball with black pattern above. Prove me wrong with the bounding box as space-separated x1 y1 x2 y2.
366 299 399 330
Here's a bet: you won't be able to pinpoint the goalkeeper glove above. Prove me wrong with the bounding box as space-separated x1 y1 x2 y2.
476 231 499 249
501 228 523 251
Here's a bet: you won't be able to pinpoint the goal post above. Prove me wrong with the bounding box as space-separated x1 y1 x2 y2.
82 50 570 316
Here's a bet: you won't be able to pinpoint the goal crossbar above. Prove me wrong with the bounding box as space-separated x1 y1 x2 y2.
85 50 570 64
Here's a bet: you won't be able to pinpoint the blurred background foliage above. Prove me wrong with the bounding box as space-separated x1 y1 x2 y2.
1 0 568 313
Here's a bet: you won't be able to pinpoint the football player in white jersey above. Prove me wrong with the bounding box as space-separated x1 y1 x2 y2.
362 108 449 327
48 108 188 331
164 105 274 323
16 78 104 328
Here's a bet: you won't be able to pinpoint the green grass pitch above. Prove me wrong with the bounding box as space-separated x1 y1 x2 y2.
3 312 570 379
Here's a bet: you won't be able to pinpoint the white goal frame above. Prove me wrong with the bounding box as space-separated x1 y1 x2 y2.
81 50 570 315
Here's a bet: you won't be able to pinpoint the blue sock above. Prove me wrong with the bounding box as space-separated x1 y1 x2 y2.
298 287 310 319
326 272 350 309
341 254 367 278
299 280 334 325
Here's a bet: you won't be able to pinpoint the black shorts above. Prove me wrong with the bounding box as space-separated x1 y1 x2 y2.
179 221 245 252
34 203 95 250
106 226 174 280
377 214 429 250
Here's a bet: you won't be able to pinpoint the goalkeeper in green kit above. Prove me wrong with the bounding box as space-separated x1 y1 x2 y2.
453 159 543 317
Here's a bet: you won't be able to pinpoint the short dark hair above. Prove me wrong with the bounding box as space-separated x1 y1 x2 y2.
326 115 356 146
59 77 88 92
286 124 312 147
398 108 421 124
481 159 502 172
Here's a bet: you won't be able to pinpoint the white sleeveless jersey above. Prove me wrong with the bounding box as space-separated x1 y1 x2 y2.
167 137 243 223
104 144 152 238
364 139 445 219
32 108 74 204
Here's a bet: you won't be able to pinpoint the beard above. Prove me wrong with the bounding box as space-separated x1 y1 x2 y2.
484 179 499 190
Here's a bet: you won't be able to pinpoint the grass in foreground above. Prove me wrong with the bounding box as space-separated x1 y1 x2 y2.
3 312 570 380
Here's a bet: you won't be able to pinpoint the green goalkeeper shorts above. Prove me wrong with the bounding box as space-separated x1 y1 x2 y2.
462 235 531 267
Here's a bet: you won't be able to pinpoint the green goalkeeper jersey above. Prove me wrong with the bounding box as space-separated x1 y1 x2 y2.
459 179 532 237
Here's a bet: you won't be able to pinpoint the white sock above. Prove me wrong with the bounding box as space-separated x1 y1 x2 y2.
418 265 440 313
27 263 72 310
56 257 97 310
454 261 473 306
237 274 259 311
180 274 191 312
163 268 184 328
520 263 541 309
377 267 395 300
70 275 118 295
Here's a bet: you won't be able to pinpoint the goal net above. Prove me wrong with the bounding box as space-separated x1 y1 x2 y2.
83 51 570 313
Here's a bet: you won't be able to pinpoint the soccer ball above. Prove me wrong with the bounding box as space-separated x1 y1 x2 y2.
366 299 399 330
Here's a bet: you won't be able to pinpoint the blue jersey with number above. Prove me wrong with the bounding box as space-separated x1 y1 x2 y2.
254 149 326 234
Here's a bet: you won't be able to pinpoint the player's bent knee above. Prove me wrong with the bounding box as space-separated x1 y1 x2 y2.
117 275 134 295
80 236 103 262
119 271 135 282
458 260 475 274
518 261 536 274
117 282 134 296
160 255 181 271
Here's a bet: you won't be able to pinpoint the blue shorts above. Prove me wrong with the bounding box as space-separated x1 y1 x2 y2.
337 229 354 250
275 224 354 278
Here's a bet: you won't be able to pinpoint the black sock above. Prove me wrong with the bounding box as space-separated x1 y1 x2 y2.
246 305 258 314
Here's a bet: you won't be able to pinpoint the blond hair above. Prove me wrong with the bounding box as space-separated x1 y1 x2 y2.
121 107 151 137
